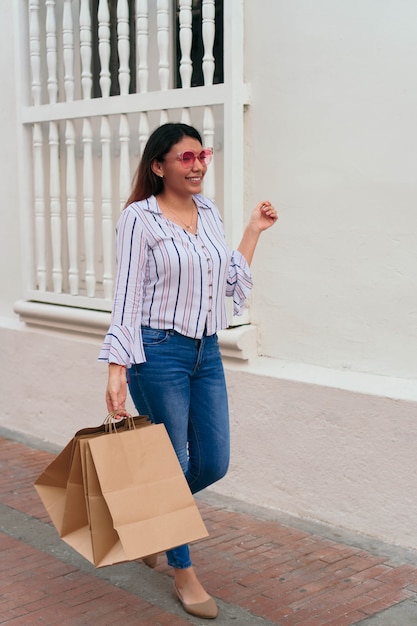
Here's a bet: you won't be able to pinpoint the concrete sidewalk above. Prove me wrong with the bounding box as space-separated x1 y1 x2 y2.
1 429 416 626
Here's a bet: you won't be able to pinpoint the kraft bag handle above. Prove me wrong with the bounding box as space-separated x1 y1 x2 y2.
103 411 150 433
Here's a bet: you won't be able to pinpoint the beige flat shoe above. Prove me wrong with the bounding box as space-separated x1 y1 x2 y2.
174 583 218 619
142 553 158 568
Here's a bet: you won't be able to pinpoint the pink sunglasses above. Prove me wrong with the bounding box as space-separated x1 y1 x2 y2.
176 148 213 167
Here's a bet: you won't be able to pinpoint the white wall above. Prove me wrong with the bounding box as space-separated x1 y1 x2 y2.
245 0 417 379
0 326 120 445
0 3 22 318
217 364 417 551
1 1 417 551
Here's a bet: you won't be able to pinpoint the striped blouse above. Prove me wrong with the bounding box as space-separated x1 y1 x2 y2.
99 194 253 366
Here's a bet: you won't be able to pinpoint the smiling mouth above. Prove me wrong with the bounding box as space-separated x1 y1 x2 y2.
186 177 202 183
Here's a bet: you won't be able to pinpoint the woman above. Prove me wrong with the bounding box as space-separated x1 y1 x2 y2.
99 123 277 619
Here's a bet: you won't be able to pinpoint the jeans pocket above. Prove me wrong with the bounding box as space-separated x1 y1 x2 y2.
141 327 171 346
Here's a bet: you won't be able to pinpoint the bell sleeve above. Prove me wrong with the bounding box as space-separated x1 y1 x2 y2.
226 249 253 315
98 207 148 366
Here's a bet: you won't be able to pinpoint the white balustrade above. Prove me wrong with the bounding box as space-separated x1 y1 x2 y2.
19 0 239 318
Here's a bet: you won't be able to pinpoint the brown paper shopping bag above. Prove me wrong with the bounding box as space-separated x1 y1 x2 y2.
35 416 208 567
33 436 87 538
85 422 209 562
34 417 137 565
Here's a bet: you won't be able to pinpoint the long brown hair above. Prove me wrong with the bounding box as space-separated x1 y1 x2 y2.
125 123 203 207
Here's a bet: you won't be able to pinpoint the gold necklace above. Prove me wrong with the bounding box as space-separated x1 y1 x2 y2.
161 201 197 232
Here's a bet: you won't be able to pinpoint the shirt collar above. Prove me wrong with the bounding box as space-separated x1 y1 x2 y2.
142 194 211 214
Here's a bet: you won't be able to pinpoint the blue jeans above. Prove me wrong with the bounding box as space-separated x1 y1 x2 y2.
128 328 230 569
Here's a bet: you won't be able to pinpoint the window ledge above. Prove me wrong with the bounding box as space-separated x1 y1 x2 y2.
14 300 258 361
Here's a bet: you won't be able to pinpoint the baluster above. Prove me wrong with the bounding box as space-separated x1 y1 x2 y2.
179 0 192 88
100 117 113 299
29 0 42 106
159 110 169 125
45 1 62 291
203 107 215 199
118 0 130 96
80 0 92 99
138 112 149 158
202 0 216 199
136 1 149 159
49 121 63 292
98 0 111 98
179 0 192 123
157 0 170 124
202 0 215 85
136 0 149 94
45 0 58 104
119 115 131 210
157 0 169 90
80 0 95 296
33 124 47 291
63 0 74 102
65 120 78 294
63 1 77 295
82 119 95 297
29 1 46 293
98 0 112 298
181 108 191 125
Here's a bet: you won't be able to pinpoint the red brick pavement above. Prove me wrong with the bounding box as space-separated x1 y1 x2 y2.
1 435 417 625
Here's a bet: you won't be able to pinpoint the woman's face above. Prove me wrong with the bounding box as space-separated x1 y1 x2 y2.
153 137 209 198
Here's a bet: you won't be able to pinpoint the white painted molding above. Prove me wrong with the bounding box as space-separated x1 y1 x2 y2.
217 324 258 361
13 300 110 336
20 85 237 124
12 301 417 401
13 300 258 361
